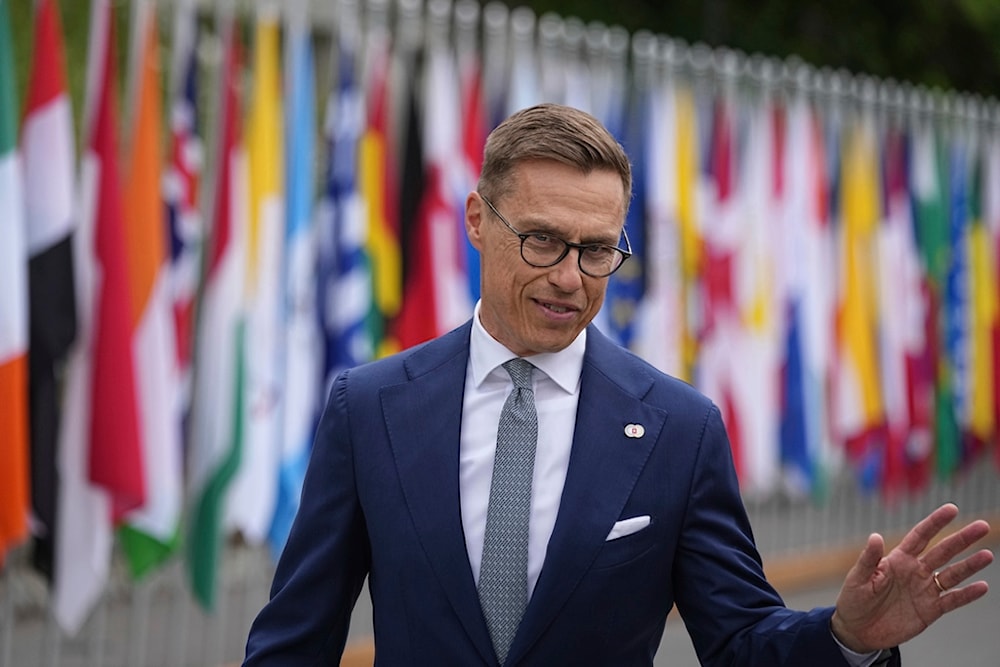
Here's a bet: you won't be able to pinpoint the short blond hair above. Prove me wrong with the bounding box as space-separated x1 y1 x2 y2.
477 103 632 214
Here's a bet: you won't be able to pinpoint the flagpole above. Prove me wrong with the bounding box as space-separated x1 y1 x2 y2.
660 35 685 85
507 5 537 115
454 0 479 76
1 563 12 667
538 11 564 103
426 0 451 47
482 2 508 128
559 15 587 112
631 30 656 99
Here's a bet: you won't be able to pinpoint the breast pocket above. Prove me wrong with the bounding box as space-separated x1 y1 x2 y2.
590 517 658 570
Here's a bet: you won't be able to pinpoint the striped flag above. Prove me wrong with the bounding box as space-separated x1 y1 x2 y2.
604 54 648 350
395 18 473 347
0 0 30 567
359 23 401 358
395 40 426 348
696 92 751 486
118 0 183 579
984 130 1000 470
831 115 885 483
797 105 839 494
458 2 486 305
22 0 77 582
732 92 782 496
269 0 320 560
965 148 997 455
875 127 926 501
225 6 285 545
909 120 950 489
780 91 832 500
945 142 972 471
419 19 473 332
675 80 702 384
187 12 247 610
55 0 143 633
633 59 684 377
317 26 372 395
163 0 203 430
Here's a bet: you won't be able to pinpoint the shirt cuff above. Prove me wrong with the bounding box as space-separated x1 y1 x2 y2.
831 631 882 667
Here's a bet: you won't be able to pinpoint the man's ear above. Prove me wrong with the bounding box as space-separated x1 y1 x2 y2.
465 192 485 251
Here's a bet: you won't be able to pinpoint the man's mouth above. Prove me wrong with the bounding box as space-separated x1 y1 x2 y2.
540 301 571 314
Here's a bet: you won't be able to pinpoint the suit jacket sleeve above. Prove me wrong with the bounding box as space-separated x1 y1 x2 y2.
672 403 901 667
243 369 370 666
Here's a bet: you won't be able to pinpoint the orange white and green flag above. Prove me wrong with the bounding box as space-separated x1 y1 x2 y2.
187 8 247 610
0 0 31 568
119 0 183 579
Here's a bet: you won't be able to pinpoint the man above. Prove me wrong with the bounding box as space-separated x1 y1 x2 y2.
244 103 993 666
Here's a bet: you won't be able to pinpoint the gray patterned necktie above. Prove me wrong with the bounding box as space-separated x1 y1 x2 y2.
478 358 538 665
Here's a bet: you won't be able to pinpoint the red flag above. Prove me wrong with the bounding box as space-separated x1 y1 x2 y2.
86 2 144 523
993 234 1000 472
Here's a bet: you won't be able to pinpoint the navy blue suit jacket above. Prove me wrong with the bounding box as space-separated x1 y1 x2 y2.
244 322 899 666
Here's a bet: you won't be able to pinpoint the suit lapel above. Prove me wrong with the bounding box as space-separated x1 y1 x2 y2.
381 324 496 664
507 329 667 664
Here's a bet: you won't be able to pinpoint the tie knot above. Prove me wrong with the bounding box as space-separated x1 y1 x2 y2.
502 358 535 390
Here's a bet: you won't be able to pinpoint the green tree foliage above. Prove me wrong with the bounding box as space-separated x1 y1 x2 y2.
510 0 1000 96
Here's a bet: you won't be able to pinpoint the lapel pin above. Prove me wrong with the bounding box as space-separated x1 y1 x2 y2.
624 423 645 438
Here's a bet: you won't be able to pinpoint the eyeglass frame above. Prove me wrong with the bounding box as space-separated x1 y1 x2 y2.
477 192 633 278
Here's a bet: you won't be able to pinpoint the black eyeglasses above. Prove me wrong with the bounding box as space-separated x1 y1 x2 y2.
478 193 632 278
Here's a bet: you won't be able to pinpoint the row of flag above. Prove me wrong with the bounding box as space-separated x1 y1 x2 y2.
1 0 998 636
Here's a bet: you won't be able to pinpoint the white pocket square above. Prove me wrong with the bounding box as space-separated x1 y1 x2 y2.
605 515 651 541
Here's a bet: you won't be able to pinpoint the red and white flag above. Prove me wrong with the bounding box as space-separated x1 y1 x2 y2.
54 0 144 633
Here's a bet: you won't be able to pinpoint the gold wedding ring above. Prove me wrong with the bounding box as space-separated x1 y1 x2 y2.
932 570 947 593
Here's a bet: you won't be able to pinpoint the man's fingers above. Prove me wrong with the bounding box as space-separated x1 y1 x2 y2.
849 533 885 584
895 503 960 557
937 579 991 615
921 520 992 571
934 549 995 591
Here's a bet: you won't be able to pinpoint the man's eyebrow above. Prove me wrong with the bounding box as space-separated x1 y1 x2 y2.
517 217 620 245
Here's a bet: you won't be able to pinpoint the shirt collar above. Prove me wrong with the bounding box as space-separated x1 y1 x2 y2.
469 300 585 395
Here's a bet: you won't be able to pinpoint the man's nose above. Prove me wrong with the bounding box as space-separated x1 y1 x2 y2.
546 249 585 290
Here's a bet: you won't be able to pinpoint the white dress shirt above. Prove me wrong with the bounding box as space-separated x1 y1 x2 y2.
459 302 878 666
461 302 585 598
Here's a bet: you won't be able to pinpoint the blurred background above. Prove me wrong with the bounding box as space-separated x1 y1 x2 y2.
1 0 999 665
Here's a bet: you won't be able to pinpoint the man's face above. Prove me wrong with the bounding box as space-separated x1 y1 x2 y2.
466 159 627 357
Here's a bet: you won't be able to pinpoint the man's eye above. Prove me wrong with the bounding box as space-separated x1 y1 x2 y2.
584 245 613 256
528 233 557 245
